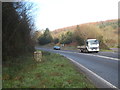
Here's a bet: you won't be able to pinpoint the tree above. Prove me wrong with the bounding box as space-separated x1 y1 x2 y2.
38 28 53 45
72 25 84 45
60 31 73 44
2 2 35 61
64 31 73 44
60 34 65 44
53 38 59 44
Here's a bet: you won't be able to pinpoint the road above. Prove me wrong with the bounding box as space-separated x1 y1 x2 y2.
36 47 119 88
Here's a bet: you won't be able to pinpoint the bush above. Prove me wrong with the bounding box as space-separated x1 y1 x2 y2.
53 38 59 44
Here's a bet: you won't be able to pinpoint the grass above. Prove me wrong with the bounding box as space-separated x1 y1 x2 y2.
61 46 77 51
100 49 113 52
36 43 54 49
3 51 95 88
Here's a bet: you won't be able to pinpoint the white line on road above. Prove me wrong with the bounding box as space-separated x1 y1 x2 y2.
83 53 119 61
61 54 118 88
59 50 119 61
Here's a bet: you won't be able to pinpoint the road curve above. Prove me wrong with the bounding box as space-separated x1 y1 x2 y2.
36 47 119 89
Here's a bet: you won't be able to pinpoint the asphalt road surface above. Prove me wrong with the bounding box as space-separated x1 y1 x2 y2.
36 47 119 88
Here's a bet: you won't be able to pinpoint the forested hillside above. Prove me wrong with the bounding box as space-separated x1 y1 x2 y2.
51 19 119 49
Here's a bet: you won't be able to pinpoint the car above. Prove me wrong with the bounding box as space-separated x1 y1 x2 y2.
53 46 61 50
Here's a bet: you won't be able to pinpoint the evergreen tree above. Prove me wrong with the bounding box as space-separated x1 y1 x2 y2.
38 28 53 45
2 2 35 61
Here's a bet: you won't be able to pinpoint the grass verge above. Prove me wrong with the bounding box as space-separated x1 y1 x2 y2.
61 46 77 51
3 51 95 88
100 49 113 52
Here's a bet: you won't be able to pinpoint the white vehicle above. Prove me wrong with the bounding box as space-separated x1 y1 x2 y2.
77 39 99 53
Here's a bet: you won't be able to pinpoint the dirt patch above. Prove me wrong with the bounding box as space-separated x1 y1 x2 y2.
55 64 65 67
50 72 63 76
3 74 10 80
35 73 41 79
67 80 73 84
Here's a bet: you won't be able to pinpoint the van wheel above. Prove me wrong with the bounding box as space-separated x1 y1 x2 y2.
95 51 99 53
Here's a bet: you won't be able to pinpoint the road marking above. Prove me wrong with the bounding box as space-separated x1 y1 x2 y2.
83 53 119 61
60 54 118 88
58 50 119 61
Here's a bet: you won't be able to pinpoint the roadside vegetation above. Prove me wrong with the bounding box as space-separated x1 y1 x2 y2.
2 2 35 88
3 51 95 88
100 49 113 52
3 2 35 62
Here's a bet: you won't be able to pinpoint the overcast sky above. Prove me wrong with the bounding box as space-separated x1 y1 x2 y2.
29 0 119 31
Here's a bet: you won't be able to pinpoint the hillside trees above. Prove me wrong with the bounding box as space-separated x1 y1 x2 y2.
2 2 35 61
53 38 59 44
60 31 73 44
73 25 84 45
74 25 102 40
73 24 110 49
98 21 118 29
38 28 53 45
51 20 118 48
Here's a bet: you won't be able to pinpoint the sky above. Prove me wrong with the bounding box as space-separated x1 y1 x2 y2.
28 0 119 31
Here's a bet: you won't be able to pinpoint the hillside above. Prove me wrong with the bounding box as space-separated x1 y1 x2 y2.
52 19 118 37
51 19 119 48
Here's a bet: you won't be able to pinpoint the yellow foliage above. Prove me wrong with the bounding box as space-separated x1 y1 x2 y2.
74 24 103 40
